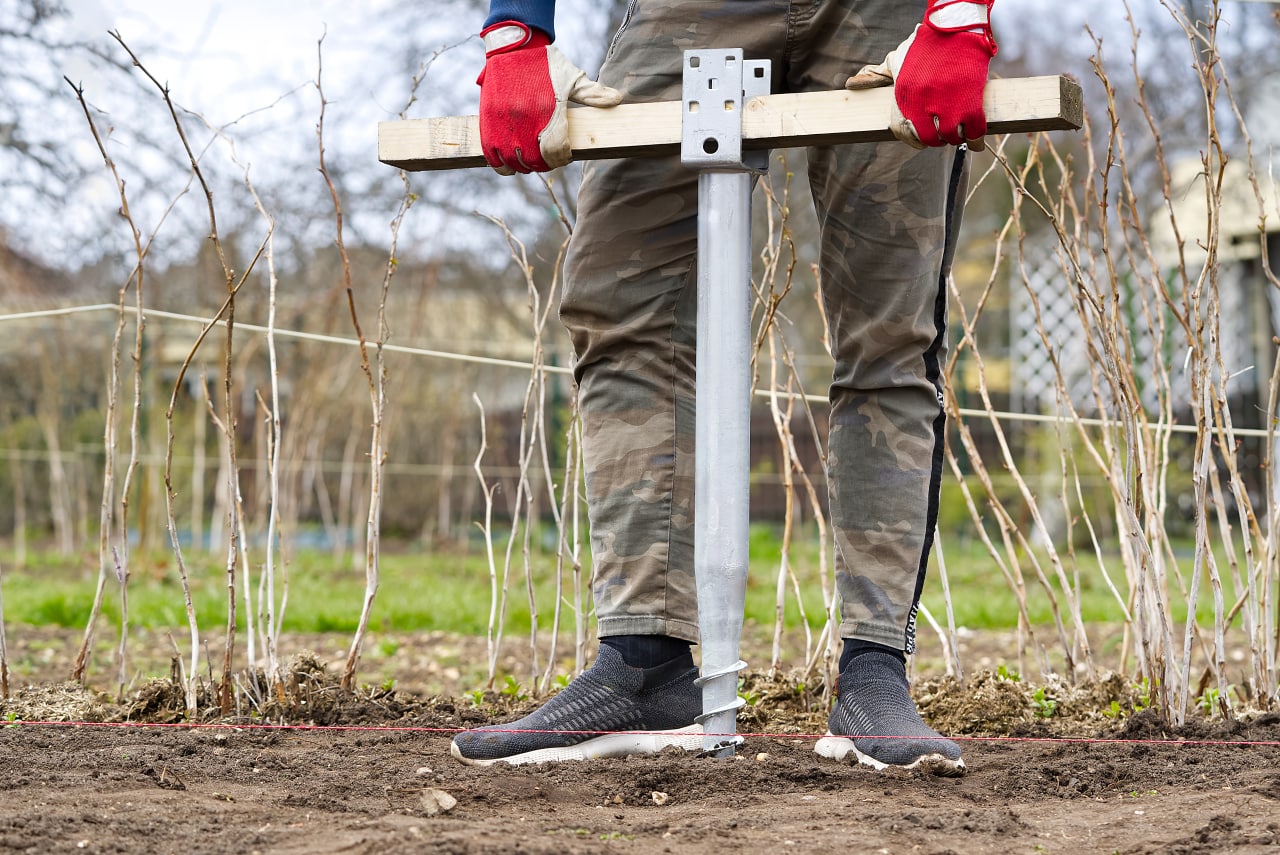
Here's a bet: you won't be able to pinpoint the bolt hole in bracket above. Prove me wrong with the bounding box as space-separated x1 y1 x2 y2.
680 49 771 172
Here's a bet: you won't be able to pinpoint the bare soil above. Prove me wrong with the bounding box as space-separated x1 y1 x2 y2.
3 628 1280 855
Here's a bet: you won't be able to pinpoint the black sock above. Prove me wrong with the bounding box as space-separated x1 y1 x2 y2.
601 634 693 669
839 638 907 672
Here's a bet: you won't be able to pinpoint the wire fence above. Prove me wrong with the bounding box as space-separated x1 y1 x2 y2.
6 303 1265 437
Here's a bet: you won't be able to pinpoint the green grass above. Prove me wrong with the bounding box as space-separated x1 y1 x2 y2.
921 536 1238 630
0 526 1240 636
0 547 552 636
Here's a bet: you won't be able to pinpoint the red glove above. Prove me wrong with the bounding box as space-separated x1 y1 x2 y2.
894 0 996 146
478 21 622 175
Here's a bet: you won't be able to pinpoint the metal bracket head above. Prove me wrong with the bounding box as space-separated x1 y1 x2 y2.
680 49 771 172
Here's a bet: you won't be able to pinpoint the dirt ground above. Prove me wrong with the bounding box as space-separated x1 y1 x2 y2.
3 628 1280 855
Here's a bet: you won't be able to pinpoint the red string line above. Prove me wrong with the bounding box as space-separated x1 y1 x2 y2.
4 719 1280 747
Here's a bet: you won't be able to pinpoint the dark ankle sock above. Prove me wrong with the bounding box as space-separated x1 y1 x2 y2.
840 638 907 672
601 634 693 669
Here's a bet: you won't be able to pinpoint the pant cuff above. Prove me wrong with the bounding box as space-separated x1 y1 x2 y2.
839 619 907 652
597 615 701 645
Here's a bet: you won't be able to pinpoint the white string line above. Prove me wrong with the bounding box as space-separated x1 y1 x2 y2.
0 304 125 322
5 303 551 373
0 448 523 477
6 303 1273 439
0 446 843 486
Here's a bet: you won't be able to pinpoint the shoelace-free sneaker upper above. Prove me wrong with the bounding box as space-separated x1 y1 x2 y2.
452 645 700 763
825 650 964 772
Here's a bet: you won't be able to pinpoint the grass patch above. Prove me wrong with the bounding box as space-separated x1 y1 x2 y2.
0 548 550 636
0 526 1238 637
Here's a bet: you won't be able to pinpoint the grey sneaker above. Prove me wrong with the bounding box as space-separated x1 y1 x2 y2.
450 645 703 766
815 651 965 776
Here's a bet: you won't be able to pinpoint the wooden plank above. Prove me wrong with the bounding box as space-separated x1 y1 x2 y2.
379 75 1082 172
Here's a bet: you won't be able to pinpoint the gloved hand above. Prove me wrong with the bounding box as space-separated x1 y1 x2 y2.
846 0 996 150
478 21 623 175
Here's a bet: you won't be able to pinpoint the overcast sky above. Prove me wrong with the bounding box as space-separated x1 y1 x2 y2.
59 0 1088 122
29 0 1277 269
62 0 388 107
54 0 1280 127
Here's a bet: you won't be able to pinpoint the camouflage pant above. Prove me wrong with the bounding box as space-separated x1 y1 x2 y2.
562 0 968 652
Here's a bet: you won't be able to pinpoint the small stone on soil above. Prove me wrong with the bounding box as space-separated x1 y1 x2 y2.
421 788 457 816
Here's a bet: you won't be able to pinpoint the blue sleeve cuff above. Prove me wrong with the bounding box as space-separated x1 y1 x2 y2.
485 0 556 41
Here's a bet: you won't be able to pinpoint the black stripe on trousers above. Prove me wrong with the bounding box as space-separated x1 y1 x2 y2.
903 145 968 655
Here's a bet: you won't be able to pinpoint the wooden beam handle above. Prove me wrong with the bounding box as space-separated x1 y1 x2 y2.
379 75 1082 173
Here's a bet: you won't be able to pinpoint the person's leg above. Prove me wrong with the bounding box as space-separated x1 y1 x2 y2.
453 0 789 765
791 0 966 774
569 0 790 652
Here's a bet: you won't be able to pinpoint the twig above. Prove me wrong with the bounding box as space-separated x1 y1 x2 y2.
0 560 8 700
63 76 146 693
311 31 393 694
472 395 501 685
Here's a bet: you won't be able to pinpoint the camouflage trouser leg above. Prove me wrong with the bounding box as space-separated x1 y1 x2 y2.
816 126 968 654
561 0 964 650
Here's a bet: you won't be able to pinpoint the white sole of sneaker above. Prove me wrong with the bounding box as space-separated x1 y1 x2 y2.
814 733 966 777
451 724 706 766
